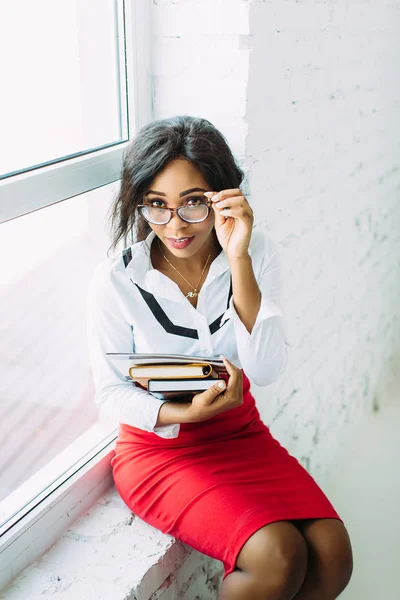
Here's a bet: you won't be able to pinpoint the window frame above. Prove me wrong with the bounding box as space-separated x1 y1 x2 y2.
0 0 152 225
0 0 151 590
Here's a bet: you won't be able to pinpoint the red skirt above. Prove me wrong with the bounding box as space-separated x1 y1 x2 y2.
111 371 342 580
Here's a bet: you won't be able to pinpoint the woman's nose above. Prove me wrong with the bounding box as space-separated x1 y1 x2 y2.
171 211 190 224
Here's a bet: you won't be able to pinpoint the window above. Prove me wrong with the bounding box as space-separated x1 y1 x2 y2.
0 184 117 527
0 0 127 178
0 0 150 590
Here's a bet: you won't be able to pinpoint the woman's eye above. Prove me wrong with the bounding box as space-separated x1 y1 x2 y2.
146 197 201 208
186 197 202 206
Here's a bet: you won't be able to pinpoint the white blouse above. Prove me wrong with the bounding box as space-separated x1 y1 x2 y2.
86 224 291 439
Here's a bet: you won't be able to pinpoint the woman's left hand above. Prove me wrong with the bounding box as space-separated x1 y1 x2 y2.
204 189 254 259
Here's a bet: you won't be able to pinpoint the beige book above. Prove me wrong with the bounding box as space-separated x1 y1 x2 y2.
128 363 212 381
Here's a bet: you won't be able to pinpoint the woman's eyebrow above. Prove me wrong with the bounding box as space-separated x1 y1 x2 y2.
145 187 207 197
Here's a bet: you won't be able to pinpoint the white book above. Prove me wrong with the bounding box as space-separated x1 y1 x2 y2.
107 352 225 366
148 378 224 392
147 378 225 402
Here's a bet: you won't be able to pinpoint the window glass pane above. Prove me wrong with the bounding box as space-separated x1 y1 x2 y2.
0 0 127 177
0 183 121 518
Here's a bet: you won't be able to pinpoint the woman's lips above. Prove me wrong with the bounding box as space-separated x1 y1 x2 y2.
166 236 195 249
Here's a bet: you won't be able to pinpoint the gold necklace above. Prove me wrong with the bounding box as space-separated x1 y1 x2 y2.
158 239 211 299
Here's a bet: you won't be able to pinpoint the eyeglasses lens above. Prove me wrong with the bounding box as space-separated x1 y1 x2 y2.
140 206 169 224
179 204 209 222
140 203 209 224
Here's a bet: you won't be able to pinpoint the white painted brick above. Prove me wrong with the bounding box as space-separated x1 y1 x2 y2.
217 118 248 157
152 37 249 81
151 0 249 36
153 76 248 119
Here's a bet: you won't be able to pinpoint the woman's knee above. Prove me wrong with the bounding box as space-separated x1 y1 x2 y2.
236 521 308 598
294 518 353 599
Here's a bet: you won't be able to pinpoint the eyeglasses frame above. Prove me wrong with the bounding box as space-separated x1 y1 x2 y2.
136 199 214 225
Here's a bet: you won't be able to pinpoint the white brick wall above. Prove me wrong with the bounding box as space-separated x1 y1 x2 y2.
245 0 400 486
151 0 251 170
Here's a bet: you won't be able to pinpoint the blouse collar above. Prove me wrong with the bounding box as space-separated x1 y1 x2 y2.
123 229 241 302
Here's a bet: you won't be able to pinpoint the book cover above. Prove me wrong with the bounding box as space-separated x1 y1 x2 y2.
128 363 213 380
107 353 227 382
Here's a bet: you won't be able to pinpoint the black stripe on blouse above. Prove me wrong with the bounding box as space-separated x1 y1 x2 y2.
209 275 233 334
123 244 233 338
134 283 199 339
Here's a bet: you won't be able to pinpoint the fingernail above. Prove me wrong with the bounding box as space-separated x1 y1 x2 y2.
218 381 225 389
211 194 219 202
203 191 214 197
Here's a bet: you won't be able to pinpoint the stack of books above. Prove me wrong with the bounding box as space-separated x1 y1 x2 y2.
106 353 228 401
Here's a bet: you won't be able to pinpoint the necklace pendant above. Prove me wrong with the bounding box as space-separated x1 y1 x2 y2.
186 291 198 298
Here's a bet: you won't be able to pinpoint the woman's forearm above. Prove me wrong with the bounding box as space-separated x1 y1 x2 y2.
155 399 191 427
229 254 261 334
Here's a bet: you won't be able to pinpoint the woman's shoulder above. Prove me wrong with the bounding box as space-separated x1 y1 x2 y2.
89 239 145 292
90 251 124 283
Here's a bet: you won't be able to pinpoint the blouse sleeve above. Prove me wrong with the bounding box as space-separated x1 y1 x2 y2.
228 239 291 386
85 263 180 439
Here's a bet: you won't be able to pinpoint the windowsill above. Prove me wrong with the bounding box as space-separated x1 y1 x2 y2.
2 484 223 599
0 422 117 591
0 422 117 533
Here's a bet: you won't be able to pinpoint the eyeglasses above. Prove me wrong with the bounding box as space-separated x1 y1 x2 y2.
137 200 213 225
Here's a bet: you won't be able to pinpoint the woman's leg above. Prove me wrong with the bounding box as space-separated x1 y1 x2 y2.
219 521 308 600
291 518 353 600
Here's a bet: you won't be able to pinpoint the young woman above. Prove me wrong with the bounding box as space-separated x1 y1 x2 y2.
86 115 353 600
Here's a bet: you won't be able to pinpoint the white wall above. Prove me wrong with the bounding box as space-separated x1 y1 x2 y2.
151 0 250 177
246 0 400 487
151 0 400 490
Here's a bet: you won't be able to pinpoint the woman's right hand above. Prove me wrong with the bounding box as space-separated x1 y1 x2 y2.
186 356 243 423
